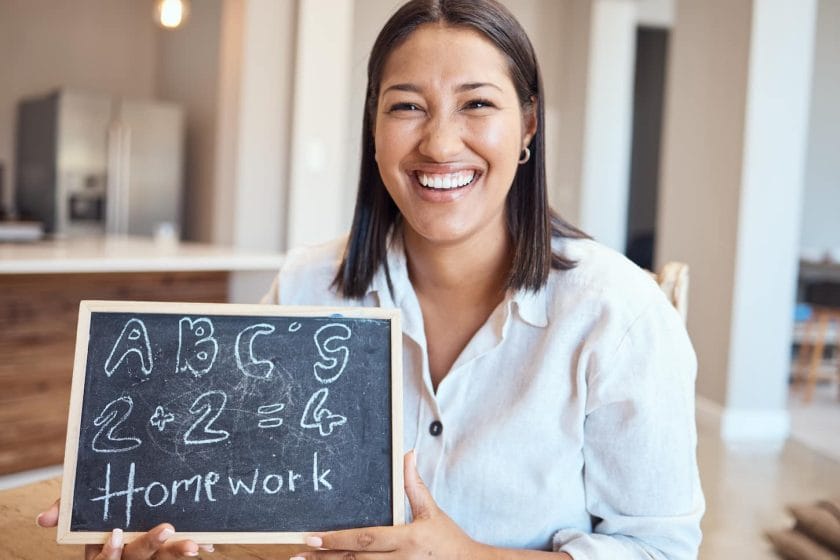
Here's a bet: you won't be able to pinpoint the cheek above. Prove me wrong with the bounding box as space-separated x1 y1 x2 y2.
375 122 404 160
466 117 522 160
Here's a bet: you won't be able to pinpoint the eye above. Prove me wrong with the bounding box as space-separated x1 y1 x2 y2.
464 98 496 110
388 102 423 113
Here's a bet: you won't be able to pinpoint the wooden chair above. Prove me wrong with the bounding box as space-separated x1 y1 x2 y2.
792 306 840 402
651 261 689 324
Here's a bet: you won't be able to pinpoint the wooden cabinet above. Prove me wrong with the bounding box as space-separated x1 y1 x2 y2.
0 271 228 475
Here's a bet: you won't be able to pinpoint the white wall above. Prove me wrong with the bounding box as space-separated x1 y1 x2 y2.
577 0 637 251
636 0 674 28
286 0 356 250
227 0 295 252
800 0 840 255
0 0 157 215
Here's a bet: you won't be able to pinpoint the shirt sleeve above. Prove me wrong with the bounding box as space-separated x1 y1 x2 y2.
259 275 280 304
553 298 705 559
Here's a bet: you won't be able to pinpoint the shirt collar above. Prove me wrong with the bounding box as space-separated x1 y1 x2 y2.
511 287 549 328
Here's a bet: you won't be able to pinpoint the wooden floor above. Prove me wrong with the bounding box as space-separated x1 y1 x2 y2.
788 383 840 463
698 415 840 559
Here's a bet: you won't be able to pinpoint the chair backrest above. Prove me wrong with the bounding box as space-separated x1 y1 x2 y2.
651 262 689 323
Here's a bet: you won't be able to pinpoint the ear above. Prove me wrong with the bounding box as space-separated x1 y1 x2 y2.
522 96 538 148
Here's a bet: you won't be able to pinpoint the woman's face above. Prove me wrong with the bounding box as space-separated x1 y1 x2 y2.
374 24 536 250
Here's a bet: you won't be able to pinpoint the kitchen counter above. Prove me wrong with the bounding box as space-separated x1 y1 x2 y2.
0 235 284 274
0 236 285 476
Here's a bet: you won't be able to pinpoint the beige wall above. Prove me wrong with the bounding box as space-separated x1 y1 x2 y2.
509 0 584 224
0 0 158 214
658 0 818 441
346 0 404 231
657 0 753 406
155 0 224 242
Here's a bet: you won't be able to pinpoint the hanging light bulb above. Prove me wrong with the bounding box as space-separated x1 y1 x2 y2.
154 0 190 29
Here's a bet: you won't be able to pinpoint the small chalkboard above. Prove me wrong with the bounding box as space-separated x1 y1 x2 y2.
58 300 404 545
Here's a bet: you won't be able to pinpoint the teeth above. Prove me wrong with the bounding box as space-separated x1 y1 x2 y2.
417 171 476 189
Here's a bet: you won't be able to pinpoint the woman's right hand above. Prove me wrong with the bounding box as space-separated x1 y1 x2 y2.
36 499 214 559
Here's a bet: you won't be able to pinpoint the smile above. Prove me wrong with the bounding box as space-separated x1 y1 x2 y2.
415 170 477 190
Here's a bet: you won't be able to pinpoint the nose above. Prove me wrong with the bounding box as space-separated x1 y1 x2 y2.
418 115 465 162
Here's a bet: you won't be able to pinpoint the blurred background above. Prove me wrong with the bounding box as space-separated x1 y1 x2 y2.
1 1 839 558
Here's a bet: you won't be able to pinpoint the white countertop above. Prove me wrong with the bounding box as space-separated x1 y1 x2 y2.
0 236 285 274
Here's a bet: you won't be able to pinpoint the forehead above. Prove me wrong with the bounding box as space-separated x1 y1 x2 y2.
379 24 513 90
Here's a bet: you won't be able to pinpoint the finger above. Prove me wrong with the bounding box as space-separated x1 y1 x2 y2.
88 529 125 560
121 523 198 559
150 540 202 560
306 525 407 554
404 450 436 519
36 498 60 528
292 552 392 560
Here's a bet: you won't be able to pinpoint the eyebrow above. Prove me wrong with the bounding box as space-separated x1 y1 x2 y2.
381 82 503 95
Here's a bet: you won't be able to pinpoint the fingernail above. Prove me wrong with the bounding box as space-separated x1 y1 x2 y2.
199 544 215 552
35 513 43 527
184 553 199 557
290 557 306 560
110 528 123 548
158 527 175 542
305 535 322 547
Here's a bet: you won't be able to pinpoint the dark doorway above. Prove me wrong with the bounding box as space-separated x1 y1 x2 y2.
625 27 669 271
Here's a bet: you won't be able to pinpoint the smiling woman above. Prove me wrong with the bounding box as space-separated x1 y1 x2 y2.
37 1 703 559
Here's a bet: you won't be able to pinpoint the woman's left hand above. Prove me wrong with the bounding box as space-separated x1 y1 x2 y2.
292 450 486 560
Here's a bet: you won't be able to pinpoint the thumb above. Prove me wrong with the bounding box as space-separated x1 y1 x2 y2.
404 450 436 520
36 498 60 528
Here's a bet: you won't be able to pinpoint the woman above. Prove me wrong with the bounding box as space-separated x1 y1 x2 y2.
38 1 704 558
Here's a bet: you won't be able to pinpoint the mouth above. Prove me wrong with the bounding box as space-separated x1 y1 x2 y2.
413 170 479 191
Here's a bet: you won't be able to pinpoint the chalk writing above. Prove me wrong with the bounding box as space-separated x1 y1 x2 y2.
89 453 329 528
149 406 175 432
183 391 230 445
176 317 218 377
91 396 142 453
301 388 347 436
257 402 285 429
104 319 153 377
235 323 276 380
313 323 352 383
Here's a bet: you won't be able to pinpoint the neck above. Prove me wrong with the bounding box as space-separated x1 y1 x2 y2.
402 225 512 303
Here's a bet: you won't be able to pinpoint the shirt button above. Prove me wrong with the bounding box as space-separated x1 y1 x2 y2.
429 420 443 437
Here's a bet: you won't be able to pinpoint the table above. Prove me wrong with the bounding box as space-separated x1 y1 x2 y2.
0 478 307 559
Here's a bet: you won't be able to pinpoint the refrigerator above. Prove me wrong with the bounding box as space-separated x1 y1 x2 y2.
15 89 184 237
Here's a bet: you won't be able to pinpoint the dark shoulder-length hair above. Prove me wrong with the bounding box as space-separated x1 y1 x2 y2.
334 0 587 298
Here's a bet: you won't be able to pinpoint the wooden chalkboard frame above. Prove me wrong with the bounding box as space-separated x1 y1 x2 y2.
58 300 404 545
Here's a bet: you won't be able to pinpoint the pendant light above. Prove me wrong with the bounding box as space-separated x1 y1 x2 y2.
154 0 191 29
